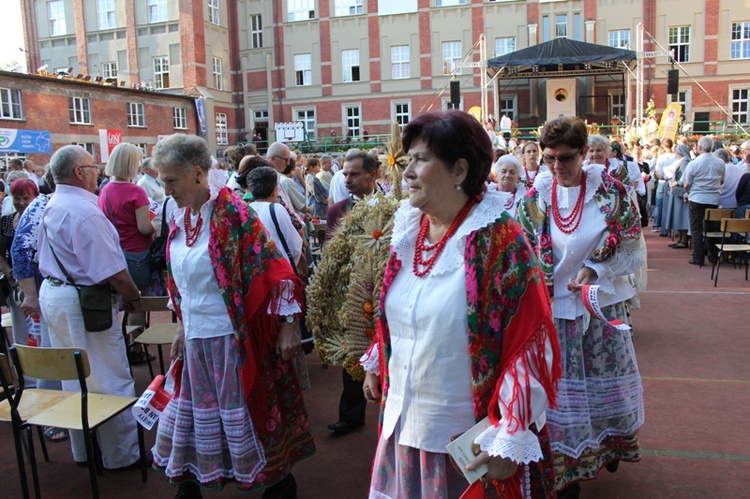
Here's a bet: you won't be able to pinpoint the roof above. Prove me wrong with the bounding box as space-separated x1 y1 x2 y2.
487 38 637 79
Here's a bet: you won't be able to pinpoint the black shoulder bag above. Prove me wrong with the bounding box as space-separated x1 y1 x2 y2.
150 198 170 272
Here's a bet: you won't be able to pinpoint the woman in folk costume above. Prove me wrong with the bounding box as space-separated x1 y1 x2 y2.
150 134 314 499
360 110 561 498
517 117 646 498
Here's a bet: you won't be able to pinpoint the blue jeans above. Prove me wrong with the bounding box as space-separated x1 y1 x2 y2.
652 182 665 227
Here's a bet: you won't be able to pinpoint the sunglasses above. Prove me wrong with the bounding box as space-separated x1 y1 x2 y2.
541 149 581 167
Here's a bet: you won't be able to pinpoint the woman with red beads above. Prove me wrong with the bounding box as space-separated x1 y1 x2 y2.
517 117 646 499
360 110 561 498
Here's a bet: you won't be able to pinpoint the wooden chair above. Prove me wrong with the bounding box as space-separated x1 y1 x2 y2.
0 352 74 499
702 209 734 268
9 345 148 499
711 218 750 287
131 297 177 377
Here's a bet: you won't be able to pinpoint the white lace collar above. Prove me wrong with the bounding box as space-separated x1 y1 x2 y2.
173 168 226 225
533 164 603 206
391 190 514 276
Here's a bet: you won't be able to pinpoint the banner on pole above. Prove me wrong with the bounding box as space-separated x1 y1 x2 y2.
0 128 52 154
657 104 682 142
99 129 122 163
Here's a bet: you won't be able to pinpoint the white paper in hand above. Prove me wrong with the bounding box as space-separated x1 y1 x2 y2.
445 416 492 484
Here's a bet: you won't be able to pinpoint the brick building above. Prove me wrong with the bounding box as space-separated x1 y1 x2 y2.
20 0 750 145
0 70 197 166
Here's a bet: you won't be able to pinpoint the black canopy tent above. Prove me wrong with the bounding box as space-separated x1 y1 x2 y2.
486 38 638 126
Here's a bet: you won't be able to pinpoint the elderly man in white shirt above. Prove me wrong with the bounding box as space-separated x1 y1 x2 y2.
136 158 165 202
38 145 144 470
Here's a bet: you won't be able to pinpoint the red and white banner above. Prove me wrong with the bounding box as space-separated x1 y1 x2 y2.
98 129 122 163
580 284 631 331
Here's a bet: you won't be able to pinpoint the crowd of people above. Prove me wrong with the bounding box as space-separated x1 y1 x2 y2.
0 112 748 499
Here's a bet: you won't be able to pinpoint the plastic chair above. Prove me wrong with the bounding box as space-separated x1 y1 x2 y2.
0 352 73 499
702 209 734 269
131 297 177 377
9 345 148 499
711 218 750 287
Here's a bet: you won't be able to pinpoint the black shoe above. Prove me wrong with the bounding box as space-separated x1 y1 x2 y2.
606 460 620 473
326 420 364 434
262 473 297 499
688 259 703 266
109 452 153 471
558 483 581 499
175 481 203 499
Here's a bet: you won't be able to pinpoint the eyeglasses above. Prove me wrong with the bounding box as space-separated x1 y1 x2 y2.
273 155 291 164
541 149 581 167
76 164 97 170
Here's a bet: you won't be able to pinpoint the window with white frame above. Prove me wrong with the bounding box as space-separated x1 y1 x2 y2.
296 109 316 139
153 56 170 88
148 0 167 23
173 107 188 129
72 142 95 156
670 91 688 118
391 45 410 79
216 113 228 145
555 15 567 38
732 88 749 125
97 0 115 30
69 97 91 124
133 143 148 157
731 22 750 60
101 61 117 78
0 88 23 120
495 37 515 57
335 0 363 16
127 102 145 127
393 102 410 129
288 0 314 22
254 110 268 121
294 54 312 86
442 41 462 75
669 26 691 63
436 0 466 5
208 0 220 25
48 1 66 36
212 57 223 90
342 49 360 82
344 105 361 137
611 93 625 121
609 30 630 49
500 97 516 122
250 14 262 48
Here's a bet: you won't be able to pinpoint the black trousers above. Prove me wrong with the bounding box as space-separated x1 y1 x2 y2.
688 200 718 264
338 368 366 423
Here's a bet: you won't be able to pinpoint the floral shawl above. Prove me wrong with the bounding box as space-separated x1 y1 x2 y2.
166 186 314 487
516 165 642 297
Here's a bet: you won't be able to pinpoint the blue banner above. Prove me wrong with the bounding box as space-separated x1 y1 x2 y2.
0 128 52 154
195 98 206 137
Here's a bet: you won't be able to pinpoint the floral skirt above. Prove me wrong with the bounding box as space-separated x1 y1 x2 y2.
548 303 644 490
152 334 266 491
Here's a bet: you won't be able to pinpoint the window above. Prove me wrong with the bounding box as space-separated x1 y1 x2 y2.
0 88 23 120
173 107 188 129
296 109 316 139
97 0 115 30
732 88 749 125
393 102 410 129
495 37 515 57
442 41 462 75
127 102 145 127
250 14 262 48
68 97 91 124
208 0 220 25
731 22 750 60
212 57 223 90
342 49 360 82
48 0 66 36
669 26 691 63
611 94 625 121
148 0 167 23
436 0 466 5
101 61 117 78
72 142 95 156
153 56 170 89
254 110 269 121
294 54 312 86
609 30 630 49
288 0 314 22
133 143 148 157
391 45 410 79
542 16 550 42
573 13 581 41
335 0 363 16
500 97 516 122
344 105 361 137
555 15 567 38
216 113 228 145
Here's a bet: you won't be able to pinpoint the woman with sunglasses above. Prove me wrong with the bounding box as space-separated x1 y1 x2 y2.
518 117 646 499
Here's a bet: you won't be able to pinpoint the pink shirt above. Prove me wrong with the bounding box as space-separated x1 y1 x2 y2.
98 182 151 253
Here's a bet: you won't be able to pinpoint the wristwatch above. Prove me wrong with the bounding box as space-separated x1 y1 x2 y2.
279 315 296 324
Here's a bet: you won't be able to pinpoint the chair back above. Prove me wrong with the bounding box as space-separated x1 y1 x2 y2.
705 208 735 221
720 218 750 234
11 345 90 381
0 353 13 387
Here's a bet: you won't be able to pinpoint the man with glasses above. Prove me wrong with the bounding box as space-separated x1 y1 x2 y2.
37 145 144 470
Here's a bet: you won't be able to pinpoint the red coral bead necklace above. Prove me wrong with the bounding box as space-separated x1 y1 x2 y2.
551 171 586 234
183 208 204 247
413 196 476 277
